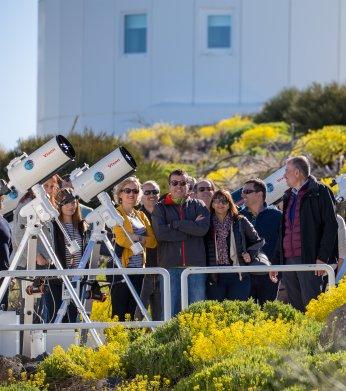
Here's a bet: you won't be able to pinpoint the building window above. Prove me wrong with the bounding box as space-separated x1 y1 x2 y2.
207 15 231 49
124 13 147 54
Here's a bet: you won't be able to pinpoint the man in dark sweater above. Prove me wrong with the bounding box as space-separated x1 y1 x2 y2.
241 178 282 305
270 156 338 311
0 196 13 310
152 169 210 316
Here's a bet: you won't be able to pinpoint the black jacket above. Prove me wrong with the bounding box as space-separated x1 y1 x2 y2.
274 176 338 264
205 214 262 267
152 195 210 268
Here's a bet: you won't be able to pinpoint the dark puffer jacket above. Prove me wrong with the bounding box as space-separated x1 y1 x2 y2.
152 194 210 268
205 214 262 267
273 175 338 264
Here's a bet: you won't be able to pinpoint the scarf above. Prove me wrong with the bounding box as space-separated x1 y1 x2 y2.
213 213 233 265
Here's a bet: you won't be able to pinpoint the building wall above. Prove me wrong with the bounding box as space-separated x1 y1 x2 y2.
37 0 345 136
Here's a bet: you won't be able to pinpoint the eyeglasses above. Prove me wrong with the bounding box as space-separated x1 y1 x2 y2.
197 186 213 192
143 189 159 196
241 189 259 195
212 198 229 205
170 180 187 187
121 188 140 194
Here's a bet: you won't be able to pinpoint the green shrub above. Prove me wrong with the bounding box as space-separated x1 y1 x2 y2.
287 82 346 134
253 87 299 124
124 323 193 382
262 300 302 322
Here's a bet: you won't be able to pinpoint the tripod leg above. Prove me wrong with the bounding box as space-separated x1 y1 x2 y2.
54 241 95 324
103 237 152 322
38 231 103 346
0 229 31 304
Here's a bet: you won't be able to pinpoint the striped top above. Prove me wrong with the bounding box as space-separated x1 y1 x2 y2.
63 223 83 268
127 215 146 268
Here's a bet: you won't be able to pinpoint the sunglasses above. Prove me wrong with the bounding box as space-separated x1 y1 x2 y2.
121 188 140 194
197 186 213 192
170 180 187 187
241 189 259 195
143 189 159 196
212 198 229 205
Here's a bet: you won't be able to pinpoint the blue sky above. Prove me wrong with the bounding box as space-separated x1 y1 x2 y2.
0 1 37 151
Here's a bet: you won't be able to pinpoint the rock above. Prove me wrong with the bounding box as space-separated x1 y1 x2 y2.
320 304 346 351
0 356 25 382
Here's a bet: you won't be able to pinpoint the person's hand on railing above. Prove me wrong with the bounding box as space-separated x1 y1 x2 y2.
269 271 278 283
315 259 326 276
242 252 251 263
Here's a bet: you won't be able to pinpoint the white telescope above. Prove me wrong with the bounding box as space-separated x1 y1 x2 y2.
0 135 75 197
69 146 136 203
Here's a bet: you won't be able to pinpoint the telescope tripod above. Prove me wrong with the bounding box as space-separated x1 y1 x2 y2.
0 189 103 357
54 219 152 327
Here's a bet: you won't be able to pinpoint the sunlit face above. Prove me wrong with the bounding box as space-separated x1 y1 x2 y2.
195 180 214 207
61 199 78 217
119 181 140 207
141 184 159 209
212 195 230 215
284 161 300 188
169 175 189 199
242 183 262 207
44 178 60 197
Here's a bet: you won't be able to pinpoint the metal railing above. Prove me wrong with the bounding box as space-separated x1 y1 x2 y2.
180 264 336 310
0 267 171 332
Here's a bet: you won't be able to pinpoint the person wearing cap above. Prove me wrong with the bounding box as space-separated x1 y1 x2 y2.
43 188 89 322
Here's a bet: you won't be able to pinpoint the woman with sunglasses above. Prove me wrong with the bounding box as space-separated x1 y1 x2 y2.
111 177 157 320
43 188 88 322
205 189 262 301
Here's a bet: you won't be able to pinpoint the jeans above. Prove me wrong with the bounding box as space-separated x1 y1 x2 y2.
206 273 251 301
163 268 206 317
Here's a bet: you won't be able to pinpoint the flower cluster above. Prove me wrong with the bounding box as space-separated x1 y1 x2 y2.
306 276 346 321
116 375 171 391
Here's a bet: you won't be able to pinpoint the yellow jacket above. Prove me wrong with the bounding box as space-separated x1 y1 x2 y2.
113 205 157 267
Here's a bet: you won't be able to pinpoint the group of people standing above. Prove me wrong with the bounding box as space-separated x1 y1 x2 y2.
0 155 344 323
110 155 343 319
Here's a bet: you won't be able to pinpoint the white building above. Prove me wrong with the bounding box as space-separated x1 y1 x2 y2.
37 0 346 136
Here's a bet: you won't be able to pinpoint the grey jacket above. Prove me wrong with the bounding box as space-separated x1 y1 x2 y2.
152 195 210 268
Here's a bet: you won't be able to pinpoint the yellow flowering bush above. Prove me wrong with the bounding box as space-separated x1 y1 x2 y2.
306 276 346 321
128 123 186 147
206 166 238 186
293 125 346 165
197 116 253 140
117 375 171 391
187 319 292 365
232 123 290 154
90 294 113 322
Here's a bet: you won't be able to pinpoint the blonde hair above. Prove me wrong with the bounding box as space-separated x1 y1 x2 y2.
113 176 142 205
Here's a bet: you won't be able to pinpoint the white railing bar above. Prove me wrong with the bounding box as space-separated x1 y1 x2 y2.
180 264 336 310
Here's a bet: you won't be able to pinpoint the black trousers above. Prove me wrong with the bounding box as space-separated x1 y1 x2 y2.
110 274 143 321
282 257 322 312
134 275 162 321
250 274 279 306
